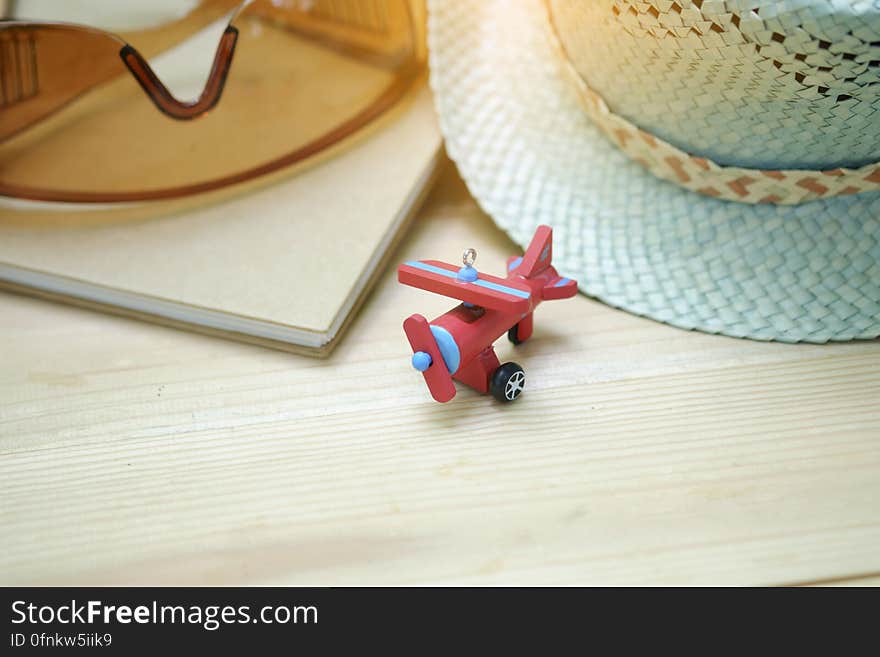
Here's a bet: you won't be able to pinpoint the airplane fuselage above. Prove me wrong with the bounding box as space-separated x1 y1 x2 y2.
430 303 523 371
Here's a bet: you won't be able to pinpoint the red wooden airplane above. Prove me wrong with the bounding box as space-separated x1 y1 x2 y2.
398 225 577 403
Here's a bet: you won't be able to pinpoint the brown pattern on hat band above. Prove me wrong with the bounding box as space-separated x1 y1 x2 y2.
544 5 880 205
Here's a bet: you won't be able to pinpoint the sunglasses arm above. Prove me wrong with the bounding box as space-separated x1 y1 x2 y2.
119 25 238 120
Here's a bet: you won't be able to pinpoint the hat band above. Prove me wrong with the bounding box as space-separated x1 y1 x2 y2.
545 10 880 205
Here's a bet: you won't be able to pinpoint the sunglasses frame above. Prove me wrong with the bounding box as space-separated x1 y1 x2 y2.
0 0 425 203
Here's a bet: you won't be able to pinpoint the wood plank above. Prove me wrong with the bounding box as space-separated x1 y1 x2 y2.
1 165 879 585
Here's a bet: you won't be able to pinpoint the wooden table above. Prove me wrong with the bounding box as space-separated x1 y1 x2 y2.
2 164 879 586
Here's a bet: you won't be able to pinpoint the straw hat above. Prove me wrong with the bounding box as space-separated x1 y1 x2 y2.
428 0 880 342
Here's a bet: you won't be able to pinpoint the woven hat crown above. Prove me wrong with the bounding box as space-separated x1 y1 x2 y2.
549 0 880 171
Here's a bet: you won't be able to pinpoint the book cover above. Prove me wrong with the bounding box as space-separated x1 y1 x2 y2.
0 84 442 356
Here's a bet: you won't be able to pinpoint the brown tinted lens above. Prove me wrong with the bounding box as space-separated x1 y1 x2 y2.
0 24 125 140
0 0 422 203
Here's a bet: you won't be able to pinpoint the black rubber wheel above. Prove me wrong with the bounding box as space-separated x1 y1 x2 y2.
490 362 525 403
507 324 523 345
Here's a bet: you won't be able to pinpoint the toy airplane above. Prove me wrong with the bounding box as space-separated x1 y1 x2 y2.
398 225 577 403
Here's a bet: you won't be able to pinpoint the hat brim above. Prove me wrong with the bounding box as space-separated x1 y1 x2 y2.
428 0 880 342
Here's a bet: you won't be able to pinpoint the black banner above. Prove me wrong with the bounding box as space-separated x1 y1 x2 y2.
1 586 871 651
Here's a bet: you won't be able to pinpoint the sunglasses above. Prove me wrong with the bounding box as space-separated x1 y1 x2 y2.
0 0 424 203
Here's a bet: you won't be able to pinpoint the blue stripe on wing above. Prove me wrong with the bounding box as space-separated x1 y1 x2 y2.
404 261 530 300
404 261 456 278
474 278 530 299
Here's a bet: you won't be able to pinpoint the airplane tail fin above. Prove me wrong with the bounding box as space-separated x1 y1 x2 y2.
511 225 553 279
508 225 578 300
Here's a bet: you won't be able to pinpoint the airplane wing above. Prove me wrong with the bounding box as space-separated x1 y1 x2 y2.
398 260 532 314
542 275 578 300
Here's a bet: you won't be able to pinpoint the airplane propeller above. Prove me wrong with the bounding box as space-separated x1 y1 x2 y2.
403 314 456 403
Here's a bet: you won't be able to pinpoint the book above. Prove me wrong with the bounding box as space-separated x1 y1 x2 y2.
0 83 442 356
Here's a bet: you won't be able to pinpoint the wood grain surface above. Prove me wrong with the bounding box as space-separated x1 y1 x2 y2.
2 163 879 585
